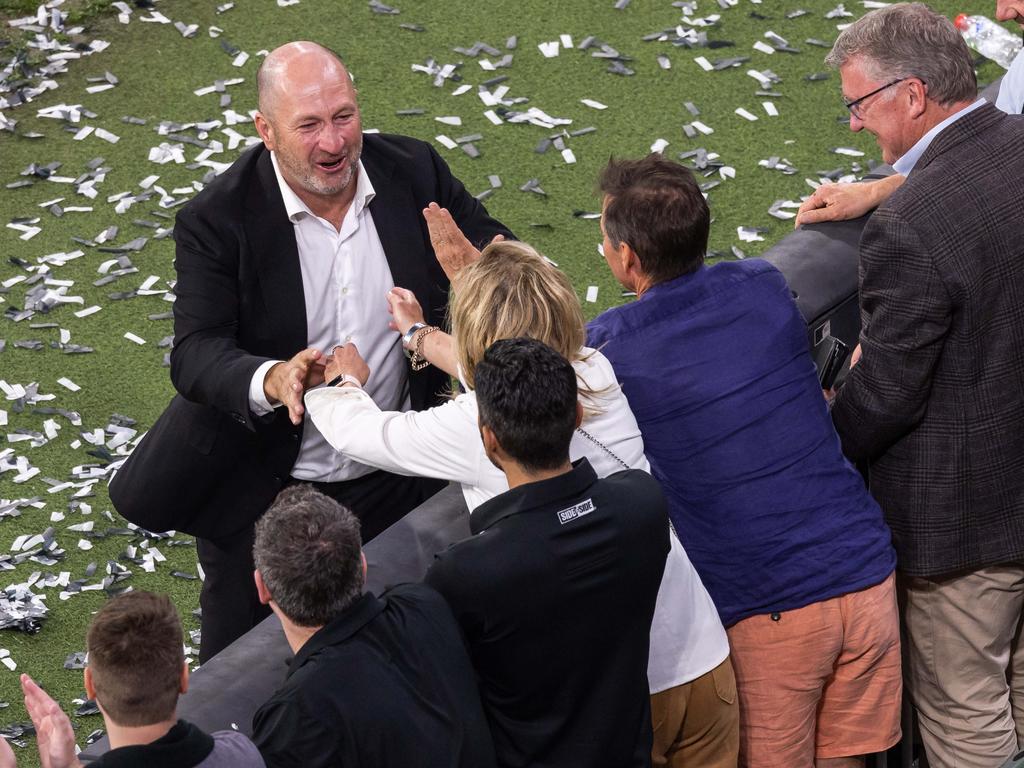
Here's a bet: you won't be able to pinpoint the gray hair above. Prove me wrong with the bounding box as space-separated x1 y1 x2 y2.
825 2 976 106
253 484 364 627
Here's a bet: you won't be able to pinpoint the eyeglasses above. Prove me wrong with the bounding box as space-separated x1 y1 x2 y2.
843 78 906 119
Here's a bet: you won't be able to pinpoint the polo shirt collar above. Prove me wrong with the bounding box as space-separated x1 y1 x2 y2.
269 150 376 224
288 592 386 675
92 720 213 768
471 458 598 534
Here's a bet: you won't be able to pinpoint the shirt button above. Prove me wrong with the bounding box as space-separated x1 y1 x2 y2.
341 286 349 295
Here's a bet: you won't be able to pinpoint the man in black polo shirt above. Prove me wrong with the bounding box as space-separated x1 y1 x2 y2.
250 484 495 768
425 338 670 768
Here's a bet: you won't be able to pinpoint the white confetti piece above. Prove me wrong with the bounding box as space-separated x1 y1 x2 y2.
763 101 779 117
585 286 599 303
559 34 573 48
85 83 115 94
735 107 758 121
77 539 93 551
123 332 146 345
692 121 714 135
74 306 101 318
72 125 94 140
94 128 120 143
434 135 457 150
57 378 80 392
1 656 16 672
232 51 249 67
650 138 669 154
435 116 462 126
753 40 775 55
538 41 560 58
561 148 576 164
483 110 502 125
694 56 713 71
451 84 472 96
581 99 607 110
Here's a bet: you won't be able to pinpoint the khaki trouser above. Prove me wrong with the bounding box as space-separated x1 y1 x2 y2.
901 564 1024 768
651 656 739 768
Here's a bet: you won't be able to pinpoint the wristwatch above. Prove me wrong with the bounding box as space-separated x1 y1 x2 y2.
402 322 427 359
326 373 362 388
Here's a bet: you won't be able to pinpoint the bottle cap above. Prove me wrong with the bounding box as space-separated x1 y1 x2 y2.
954 13 968 31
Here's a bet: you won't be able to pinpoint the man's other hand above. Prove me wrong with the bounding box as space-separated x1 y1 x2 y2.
325 343 370 386
21 675 82 768
264 348 325 425
795 174 905 228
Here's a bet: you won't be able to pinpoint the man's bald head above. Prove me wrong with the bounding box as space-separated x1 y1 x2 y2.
257 41 352 120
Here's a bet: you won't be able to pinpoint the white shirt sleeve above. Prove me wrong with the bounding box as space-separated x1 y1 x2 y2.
996 49 1024 115
304 385 487 488
248 359 282 415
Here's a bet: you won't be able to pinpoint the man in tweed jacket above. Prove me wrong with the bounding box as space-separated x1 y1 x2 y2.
826 4 1024 766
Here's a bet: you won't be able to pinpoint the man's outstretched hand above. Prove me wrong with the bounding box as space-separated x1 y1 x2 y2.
264 348 326 425
20 675 82 768
423 202 504 281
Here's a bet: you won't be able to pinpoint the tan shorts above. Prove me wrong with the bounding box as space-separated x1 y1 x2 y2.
727 573 902 767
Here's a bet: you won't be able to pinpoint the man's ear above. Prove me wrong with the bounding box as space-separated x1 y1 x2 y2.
254 569 272 606
84 666 96 701
575 401 584 429
619 241 642 278
480 424 505 471
180 661 190 695
253 112 274 149
907 78 929 118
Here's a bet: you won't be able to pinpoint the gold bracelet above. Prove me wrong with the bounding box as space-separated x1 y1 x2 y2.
410 326 440 371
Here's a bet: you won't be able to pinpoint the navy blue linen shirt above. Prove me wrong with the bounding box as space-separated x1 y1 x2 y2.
587 259 895 627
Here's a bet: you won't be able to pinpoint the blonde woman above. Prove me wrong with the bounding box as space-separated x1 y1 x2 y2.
304 241 729 760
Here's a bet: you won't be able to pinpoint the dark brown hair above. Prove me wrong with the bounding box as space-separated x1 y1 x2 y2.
599 154 710 284
86 591 183 726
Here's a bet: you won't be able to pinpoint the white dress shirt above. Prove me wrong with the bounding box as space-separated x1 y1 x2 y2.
305 348 730 693
248 152 410 482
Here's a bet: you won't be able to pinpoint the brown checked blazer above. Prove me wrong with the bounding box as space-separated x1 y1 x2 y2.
832 103 1024 578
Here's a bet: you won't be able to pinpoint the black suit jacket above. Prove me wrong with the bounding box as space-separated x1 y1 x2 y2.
832 104 1024 576
109 135 511 539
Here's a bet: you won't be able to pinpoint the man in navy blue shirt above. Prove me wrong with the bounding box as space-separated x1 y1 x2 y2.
587 154 899 768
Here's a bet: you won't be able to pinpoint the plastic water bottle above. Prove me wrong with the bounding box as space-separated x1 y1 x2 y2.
954 14 1023 70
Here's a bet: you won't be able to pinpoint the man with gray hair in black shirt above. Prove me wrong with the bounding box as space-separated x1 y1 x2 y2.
250 485 495 768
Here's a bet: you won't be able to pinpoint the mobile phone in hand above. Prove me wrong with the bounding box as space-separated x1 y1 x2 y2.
818 338 850 390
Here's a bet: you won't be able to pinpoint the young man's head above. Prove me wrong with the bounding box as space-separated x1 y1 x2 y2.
474 337 580 475
253 484 364 629
598 154 710 294
85 591 186 727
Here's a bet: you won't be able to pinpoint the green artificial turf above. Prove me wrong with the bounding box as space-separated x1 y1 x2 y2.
0 0 1006 761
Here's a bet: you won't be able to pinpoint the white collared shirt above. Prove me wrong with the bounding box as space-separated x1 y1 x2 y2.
892 98 986 175
247 151 410 482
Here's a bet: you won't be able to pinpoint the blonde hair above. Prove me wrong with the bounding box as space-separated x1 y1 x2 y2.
450 241 587 390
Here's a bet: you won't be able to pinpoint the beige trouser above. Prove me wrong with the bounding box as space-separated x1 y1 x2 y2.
651 657 740 768
901 564 1024 768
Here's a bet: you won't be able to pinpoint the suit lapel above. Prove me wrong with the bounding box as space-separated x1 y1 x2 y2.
362 139 433 298
245 147 307 355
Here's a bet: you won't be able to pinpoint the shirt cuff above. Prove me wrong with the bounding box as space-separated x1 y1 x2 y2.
249 359 284 415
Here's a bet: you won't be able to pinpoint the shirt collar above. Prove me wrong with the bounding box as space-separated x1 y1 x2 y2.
270 150 376 224
92 721 213 768
892 98 986 175
471 458 599 534
287 592 386 675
